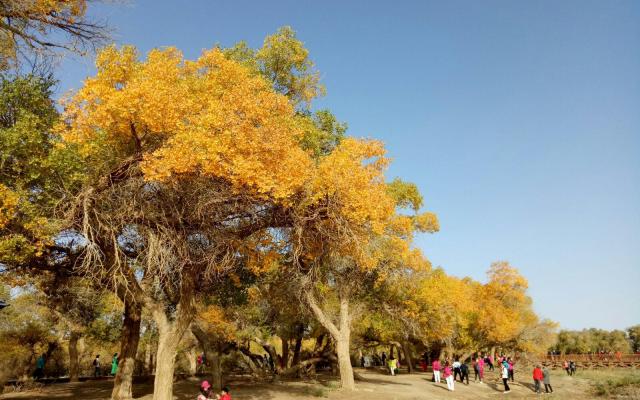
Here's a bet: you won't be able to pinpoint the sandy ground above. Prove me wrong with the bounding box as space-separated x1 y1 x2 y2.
2 368 638 400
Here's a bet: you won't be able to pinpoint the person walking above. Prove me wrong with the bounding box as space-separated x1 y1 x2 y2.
533 365 544 393
381 352 387 367
111 353 119 376
569 360 577 376
93 354 101 377
388 357 397 376
452 359 461 382
563 359 570 375
33 354 46 379
508 357 515 382
543 366 553 393
478 356 485 383
473 358 479 382
460 361 470 385
443 362 455 391
501 360 511 393
432 358 441 383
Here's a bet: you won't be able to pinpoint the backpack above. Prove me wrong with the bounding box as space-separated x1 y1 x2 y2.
93 359 97 366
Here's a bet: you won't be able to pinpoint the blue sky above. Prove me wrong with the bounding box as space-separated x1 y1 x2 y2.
55 0 640 330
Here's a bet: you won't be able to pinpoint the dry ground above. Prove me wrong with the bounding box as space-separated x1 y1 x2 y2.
2 368 639 400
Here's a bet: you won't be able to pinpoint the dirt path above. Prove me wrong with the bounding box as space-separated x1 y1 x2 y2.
1 368 631 400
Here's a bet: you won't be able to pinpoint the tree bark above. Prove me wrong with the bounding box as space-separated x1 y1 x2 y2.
153 326 179 400
401 341 414 373
291 326 303 368
191 324 223 391
111 301 141 400
69 331 81 382
305 290 355 390
148 272 197 400
186 347 197 376
281 337 290 369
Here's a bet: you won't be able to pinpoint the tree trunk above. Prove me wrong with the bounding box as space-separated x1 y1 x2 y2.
304 290 354 390
336 335 354 389
401 341 414 373
210 346 222 391
69 331 81 382
153 327 179 400
191 324 223 391
291 324 304 367
111 302 141 400
281 337 289 369
186 347 197 376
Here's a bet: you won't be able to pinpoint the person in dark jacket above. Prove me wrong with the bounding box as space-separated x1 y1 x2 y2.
460 361 469 385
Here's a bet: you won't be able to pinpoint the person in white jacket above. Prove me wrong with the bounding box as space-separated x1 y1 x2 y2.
501 361 511 393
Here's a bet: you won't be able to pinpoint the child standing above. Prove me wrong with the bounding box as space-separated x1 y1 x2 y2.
198 381 213 400
217 386 231 400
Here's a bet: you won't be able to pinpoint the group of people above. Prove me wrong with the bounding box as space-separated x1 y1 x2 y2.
426 354 558 394
563 360 577 375
92 353 119 377
32 352 119 380
197 381 231 400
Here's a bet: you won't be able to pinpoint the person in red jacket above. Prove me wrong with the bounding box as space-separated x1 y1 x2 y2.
532 365 544 393
216 386 231 400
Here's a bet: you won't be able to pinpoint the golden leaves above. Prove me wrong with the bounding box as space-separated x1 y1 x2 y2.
59 45 313 200
0 184 18 229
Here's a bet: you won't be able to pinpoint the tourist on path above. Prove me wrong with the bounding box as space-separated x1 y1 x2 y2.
443 362 455 391
563 360 570 375
432 358 441 383
216 386 232 400
569 360 577 376
452 359 461 382
508 357 515 381
93 354 101 377
501 360 511 393
478 356 485 383
33 354 46 379
460 361 469 385
533 365 544 393
388 357 398 376
111 353 118 376
473 358 479 382
543 366 553 393
198 380 213 400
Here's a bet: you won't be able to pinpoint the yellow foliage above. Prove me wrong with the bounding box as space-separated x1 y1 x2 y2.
0 184 19 229
59 45 313 200
198 305 237 341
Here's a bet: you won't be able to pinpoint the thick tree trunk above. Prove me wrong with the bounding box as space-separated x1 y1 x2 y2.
186 347 197 376
291 329 303 368
304 290 355 390
68 331 81 382
111 302 141 400
191 324 223 391
153 328 179 400
401 341 413 373
281 337 289 369
210 347 222 390
336 335 354 389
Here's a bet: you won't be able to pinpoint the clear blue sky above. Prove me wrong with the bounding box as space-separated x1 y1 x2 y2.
55 0 640 330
